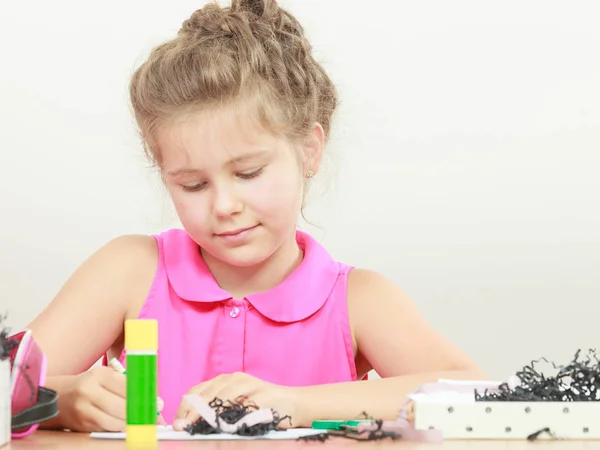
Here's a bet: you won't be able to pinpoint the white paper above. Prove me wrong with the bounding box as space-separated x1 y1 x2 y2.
408 376 522 405
409 391 476 404
90 425 325 440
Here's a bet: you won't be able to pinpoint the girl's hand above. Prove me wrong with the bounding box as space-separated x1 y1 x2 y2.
60 366 127 432
57 366 165 432
172 372 300 431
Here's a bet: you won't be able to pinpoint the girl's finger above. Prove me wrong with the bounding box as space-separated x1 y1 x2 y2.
173 382 239 430
91 387 127 421
90 403 127 432
172 396 201 430
172 381 218 431
199 374 254 405
172 375 255 431
213 383 258 407
99 368 127 399
195 375 233 402
172 380 213 429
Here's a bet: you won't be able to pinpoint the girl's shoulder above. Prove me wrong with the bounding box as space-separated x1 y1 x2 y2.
106 233 159 258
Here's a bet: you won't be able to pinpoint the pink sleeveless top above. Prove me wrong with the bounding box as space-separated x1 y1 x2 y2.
105 228 357 424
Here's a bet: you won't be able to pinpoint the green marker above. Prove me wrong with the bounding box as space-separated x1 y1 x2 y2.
125 319 158 446
312 420 372 430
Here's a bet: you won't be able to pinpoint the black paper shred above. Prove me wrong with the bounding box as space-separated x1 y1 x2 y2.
475 349 600 402
526 427 557 441
184 396 292 436
298 418 401 442
298 432 329 441
0 312 18 361
184 398 397 442
297 411 401 442
330 419 402 441
1 313 41 404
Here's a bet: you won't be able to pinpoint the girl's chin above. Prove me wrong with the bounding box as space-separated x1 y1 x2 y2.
204 243 274 268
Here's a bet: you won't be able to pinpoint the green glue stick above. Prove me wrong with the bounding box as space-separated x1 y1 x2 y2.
108 357 164 423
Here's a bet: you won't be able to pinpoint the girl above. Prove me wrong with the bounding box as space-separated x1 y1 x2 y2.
27 0 483 433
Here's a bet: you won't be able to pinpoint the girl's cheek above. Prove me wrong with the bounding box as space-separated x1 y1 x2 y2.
173 195 208 222
251 175 301 209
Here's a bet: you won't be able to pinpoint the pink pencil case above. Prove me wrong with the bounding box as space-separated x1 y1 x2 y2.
4 330 58 438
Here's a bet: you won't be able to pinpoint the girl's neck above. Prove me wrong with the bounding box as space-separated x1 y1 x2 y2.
201 231 303 299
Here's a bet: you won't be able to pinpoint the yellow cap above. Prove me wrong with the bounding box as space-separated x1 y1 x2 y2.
125 319 158 351
126 424 157 446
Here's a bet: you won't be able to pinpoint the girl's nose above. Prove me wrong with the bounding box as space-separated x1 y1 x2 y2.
212 185 243 218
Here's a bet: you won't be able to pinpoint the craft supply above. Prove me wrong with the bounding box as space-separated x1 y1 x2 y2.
331 420 403 441
0 358 9 448
124 319 158 446
108 357 126 374
312 420 371 430
0 317 12 448
91 393 407 443
415 398 600 439
108 358 165 426
475 349 600 402
183 395 406 442
90 425 324 441
0 318 17 362
183 395 290 436
1 317 58 441
301 419 406 442
411 349 600 440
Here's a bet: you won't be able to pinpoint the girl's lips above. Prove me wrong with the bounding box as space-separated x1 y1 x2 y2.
217 225 256 236
215 225 259 244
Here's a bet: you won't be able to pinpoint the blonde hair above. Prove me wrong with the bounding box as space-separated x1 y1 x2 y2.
129 0 338 167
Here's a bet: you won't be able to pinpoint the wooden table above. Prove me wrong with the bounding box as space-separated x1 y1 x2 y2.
6 431 599 449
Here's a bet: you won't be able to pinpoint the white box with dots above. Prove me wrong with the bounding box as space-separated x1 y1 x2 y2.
414 400 600 439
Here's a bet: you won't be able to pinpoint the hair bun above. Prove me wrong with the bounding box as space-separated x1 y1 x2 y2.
236 0 268 17
180 0 278 36
180 5 222 35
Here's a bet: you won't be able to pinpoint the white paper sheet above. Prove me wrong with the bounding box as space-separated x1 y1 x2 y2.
90 425 325 440
406 377 522 405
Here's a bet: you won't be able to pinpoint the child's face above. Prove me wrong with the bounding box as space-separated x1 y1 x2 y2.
157 109 305 267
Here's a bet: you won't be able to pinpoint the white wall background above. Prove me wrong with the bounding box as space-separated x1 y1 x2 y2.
1 0 599 380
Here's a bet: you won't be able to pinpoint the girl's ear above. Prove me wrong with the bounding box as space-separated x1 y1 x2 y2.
302 122 325 177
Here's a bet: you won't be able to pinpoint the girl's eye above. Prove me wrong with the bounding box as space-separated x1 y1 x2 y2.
237 167 264 180
181 183 206 192
179 167 263 191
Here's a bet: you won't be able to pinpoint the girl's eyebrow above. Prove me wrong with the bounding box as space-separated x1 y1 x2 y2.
165 167 202 178
166 149 271 177
227 149 271 164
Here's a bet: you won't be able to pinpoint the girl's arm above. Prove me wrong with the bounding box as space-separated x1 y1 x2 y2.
24 235 159 431
295 268 485 424
25 235 158 375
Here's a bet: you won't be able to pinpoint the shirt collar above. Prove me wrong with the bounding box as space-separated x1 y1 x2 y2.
162 229 340 323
